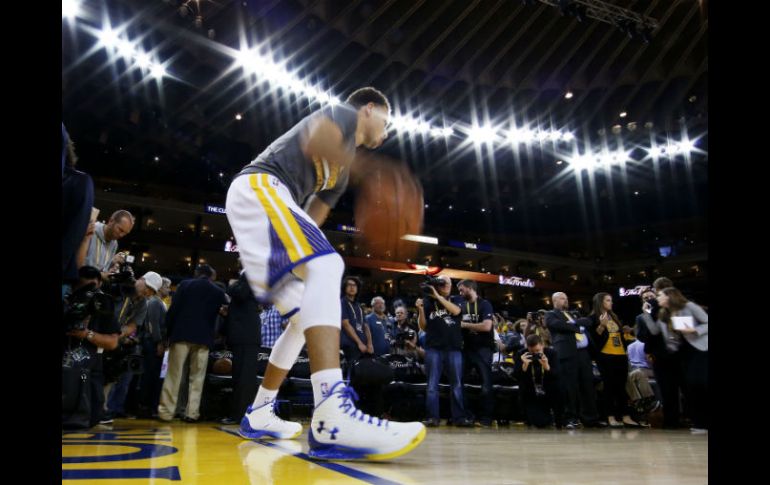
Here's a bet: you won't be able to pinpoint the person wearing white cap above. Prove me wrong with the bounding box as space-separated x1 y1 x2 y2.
136 271 168 418
103 271 164 422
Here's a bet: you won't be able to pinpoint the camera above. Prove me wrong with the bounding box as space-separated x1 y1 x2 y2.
395 328 416 346
529 352 543 361
108 254 136 286
527 309 546 323
419 276 445 296
63 283 115 332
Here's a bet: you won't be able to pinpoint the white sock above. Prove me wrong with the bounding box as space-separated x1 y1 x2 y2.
310 368 343 407
252 386 278 409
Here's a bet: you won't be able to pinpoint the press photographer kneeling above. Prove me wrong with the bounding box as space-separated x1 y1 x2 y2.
62 266 120 429
513 334 562 429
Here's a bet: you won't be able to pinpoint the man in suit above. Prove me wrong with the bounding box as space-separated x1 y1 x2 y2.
545 292 604 429
220 271 263 425
158 264 228 422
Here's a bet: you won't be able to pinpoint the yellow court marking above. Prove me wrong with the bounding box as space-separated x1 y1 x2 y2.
62 421 374 485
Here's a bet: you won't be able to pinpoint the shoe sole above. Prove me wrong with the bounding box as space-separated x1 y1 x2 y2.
238 427 302 441
308 425 427 462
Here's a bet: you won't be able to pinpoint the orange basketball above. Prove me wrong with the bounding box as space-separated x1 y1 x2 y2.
353 153 424 261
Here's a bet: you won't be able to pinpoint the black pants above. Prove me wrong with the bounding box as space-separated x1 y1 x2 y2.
652 351 685 427
89 356 105 427
463 346 494 422
521 388 561 428
680 343 708 429
137 339 163 416
596 353 630 419
230 344 261 420
559 349 600 424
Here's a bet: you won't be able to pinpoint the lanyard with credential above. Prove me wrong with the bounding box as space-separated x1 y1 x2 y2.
118 297 130 325
346 301 363 331
465 301 479 323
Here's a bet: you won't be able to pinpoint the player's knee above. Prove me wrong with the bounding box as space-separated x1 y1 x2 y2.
305 252 344 283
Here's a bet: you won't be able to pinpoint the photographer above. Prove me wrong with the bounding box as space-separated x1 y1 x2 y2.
102 271 153 422
84 210 135 282
416 275 471 427
456 279 495 427
63 265 120 428
514 334 561 428
525 310 552 347
136 272 166 418
392 306 424 361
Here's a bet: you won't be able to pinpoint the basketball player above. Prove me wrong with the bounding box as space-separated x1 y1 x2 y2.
225 87 426 460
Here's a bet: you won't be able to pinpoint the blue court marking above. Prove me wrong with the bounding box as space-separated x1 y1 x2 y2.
215 426 405 485
62 441 178 463
62 466 181 480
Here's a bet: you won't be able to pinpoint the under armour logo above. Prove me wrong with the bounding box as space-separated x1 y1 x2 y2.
316 421 339 440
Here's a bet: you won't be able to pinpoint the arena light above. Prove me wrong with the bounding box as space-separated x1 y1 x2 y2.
507 127 535 144
62 0 80 19
97 27 119 49
135 53 152 69
468 125 499 144
116 39 136 59
150 64 167 79
401 234 439 245
647 145 664 157
569 154 599 172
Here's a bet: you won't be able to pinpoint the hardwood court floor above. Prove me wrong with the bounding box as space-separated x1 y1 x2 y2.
63 419 707 484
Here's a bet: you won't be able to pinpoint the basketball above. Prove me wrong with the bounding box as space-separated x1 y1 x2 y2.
353 153 424 261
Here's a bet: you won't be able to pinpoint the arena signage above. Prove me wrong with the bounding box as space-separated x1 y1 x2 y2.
448 240 493 252
205 204 226 214
619 285 651 297
337 224 360 233
498 275 536 288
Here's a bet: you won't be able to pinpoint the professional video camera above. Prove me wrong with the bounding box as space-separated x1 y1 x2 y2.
419 276 445 296
63 283 115 332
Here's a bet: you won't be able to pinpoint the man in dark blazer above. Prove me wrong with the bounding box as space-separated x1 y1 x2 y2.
221 272 262 425
158 264 228 422
545 292 604 429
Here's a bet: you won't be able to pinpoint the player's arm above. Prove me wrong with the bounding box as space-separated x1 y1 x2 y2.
305 195 332 226
301 115 352 168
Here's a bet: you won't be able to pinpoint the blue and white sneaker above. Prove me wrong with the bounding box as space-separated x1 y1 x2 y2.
238 400 303 440
308 381 426 461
